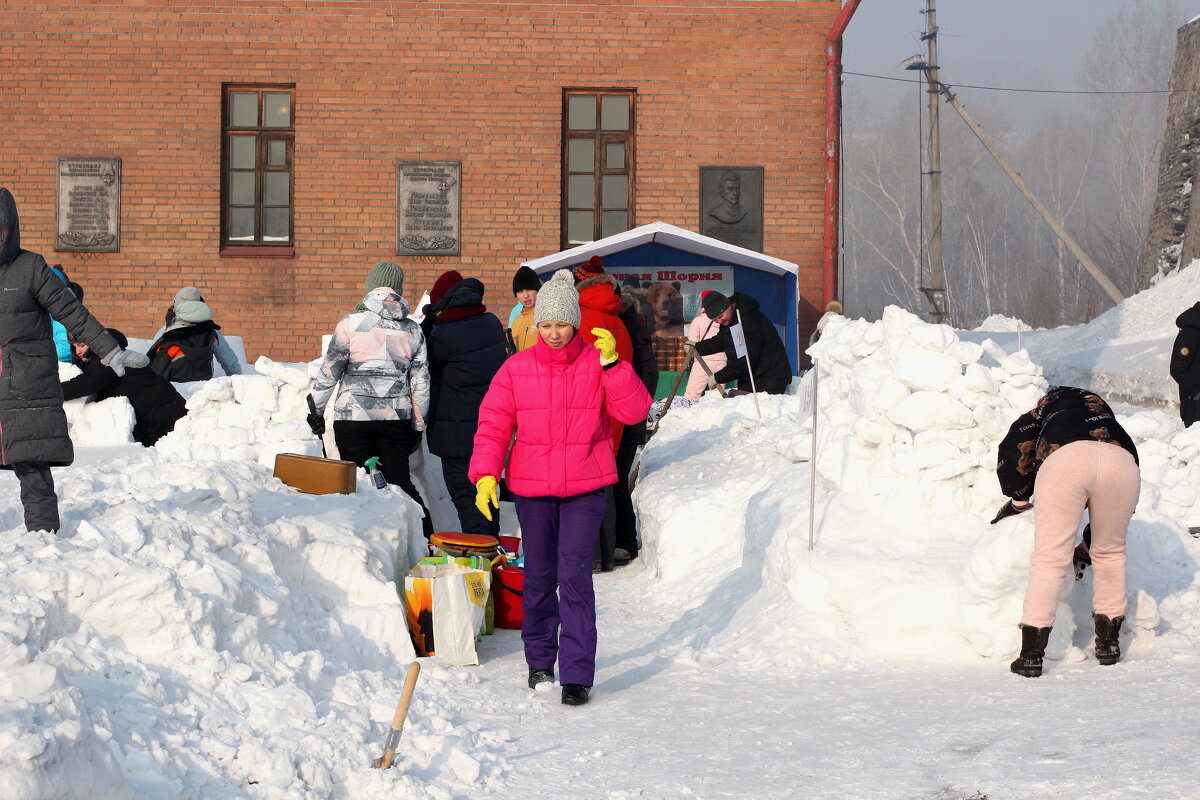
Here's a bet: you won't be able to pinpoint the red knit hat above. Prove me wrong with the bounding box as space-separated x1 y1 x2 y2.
572 255 605 283
430 270 463 307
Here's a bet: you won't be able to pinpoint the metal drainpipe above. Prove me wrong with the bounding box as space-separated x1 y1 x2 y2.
821 0 862 309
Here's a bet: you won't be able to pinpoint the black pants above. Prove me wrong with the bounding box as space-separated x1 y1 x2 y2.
441 456 499 537
13 461 60 533
613 422 643 555
334 419 433 539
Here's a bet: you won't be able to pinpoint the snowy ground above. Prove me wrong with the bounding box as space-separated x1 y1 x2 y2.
4 270 1200 798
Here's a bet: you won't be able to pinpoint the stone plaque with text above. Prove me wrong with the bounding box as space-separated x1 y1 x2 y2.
699 166 764 252
396 161 461 256
56 157 120 252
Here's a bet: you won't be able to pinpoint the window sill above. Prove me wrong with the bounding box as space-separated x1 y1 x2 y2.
220 245 295 258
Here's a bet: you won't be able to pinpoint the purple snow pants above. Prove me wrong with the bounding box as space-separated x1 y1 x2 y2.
514 488 607 687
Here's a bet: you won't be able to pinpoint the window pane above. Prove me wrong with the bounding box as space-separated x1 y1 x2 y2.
230 171 255 205
228 207 254 241
600 95 629 131
568 175 594 209
567 138 594 173
229 135 256 169
568 95 596 130
264 172 290 205
263 208 290 241
230 92 258 127
602 175 628 209
267 140 287 166
567 211 594 244
602 211 628 238
264 92 291 128
606 142 625 169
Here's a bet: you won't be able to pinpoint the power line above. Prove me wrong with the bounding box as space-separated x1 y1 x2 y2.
845 70 1172 95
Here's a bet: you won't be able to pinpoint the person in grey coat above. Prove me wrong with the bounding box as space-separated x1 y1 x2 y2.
309 285 434 538
0 187 147 532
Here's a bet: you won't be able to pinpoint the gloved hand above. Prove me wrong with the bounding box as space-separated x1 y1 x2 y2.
99 346 150 377
990 499 1031 525
474 475 499 522
590 327 618 365
305 394 325 437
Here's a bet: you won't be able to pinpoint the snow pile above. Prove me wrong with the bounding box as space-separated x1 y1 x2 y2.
60 356 320 466
0 448 509 798
963 257 1200 406
156 357 323 468
635 306 1200 670
974 314 1034 332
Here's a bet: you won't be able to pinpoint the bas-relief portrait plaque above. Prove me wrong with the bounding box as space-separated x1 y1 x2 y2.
396 161 461 256
56 157 121 252
699 166 764 252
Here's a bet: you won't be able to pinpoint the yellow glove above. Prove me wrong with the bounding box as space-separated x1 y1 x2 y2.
591 327 618 365
474 476 499 521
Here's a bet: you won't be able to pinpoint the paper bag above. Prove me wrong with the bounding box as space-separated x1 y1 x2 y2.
404 561 491 666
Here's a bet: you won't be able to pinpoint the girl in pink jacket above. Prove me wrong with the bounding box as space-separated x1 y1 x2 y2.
470 269 652 706
684 297 727 401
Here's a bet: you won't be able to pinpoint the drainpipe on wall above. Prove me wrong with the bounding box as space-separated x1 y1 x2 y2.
822 0 861 308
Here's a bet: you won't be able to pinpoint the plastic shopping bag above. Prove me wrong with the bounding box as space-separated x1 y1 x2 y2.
404 561 491 666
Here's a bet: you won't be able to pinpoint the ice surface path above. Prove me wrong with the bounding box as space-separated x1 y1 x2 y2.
471 562 1200 800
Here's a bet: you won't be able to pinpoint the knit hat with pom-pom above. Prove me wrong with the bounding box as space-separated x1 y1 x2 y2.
534 269 581 328
572 255 605 284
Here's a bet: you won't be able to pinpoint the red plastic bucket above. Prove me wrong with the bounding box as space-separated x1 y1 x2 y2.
493 566 524 629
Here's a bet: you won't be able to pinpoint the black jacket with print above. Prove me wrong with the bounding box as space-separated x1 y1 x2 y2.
996 386 1139 501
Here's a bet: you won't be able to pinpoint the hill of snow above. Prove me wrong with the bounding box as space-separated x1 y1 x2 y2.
637 306 1200 670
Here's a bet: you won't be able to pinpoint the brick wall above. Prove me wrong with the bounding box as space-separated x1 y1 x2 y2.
0 0 838 361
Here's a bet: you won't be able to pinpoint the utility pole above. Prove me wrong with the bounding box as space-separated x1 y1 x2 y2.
934 81 1125 304
922 0 946 324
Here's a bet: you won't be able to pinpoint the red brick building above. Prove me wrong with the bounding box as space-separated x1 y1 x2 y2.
1 0 838 362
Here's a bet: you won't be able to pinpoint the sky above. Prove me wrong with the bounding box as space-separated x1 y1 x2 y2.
842 0 1190 118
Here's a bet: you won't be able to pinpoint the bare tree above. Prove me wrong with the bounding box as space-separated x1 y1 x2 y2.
841 3 1183 330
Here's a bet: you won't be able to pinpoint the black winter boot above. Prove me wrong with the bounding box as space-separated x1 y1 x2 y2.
528 667 555 689
1093 613 1125 666
1009 624 1052 677
561 684 590 706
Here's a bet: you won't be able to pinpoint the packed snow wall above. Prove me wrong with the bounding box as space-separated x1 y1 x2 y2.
635 306 1200 669
1 360 497 798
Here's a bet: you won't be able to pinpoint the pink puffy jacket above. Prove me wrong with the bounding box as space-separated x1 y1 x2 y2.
469 332 653 498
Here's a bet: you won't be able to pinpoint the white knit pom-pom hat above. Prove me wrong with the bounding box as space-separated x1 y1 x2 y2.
533 269 581 328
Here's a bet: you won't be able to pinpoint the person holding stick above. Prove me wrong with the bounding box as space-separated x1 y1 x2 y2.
692 291 791 395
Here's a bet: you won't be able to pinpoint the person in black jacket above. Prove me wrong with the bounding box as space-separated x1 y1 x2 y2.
422 271 508 536
693 291 792 395
2 187 147 534
992 386 1140 678
62 328 188 447
611 292 658 564
146 297 230 383
1170 302 1200 426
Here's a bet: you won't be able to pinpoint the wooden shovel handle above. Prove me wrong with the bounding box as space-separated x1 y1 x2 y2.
379 661 421 768
391 661 421 729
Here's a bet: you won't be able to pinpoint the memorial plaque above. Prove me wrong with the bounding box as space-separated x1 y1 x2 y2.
396 161 461 256
56 157 120 252
699 166 764 252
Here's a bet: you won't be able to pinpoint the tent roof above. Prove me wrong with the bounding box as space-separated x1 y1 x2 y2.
521 221 798 277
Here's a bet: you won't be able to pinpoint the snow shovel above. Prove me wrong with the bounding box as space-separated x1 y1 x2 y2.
306 393 328 458
373 661 421 769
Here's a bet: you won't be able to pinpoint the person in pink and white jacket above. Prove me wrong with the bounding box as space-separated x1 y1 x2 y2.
683 290 727 401
469 269 652 707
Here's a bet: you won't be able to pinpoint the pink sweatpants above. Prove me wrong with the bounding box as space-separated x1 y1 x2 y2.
1022 440 1140 628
